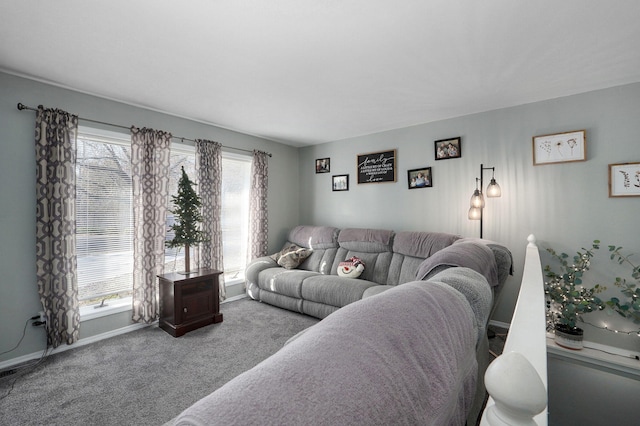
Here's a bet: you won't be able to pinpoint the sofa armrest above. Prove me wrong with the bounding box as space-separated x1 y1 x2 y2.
245 256 278 299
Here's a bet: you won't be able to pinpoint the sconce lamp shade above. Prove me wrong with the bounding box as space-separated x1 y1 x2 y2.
468 206 482 220
470 189 485 208
486 178 501 198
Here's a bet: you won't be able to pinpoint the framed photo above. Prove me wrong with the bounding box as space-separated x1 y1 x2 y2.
609 162 640 197
435 137 461 160
315 158 330 173
532 130 586 165
357 150 396 184
407 167 432 189
332 174 349 191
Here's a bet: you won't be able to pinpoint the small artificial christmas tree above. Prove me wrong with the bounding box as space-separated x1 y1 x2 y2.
166 167 207 274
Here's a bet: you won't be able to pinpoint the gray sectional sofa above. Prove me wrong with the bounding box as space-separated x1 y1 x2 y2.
246 225 512 320
173 226 514 425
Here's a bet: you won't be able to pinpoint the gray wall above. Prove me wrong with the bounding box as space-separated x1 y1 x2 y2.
0 72 300 362
299 83 640 351
548 353 640 425
2 71 640 363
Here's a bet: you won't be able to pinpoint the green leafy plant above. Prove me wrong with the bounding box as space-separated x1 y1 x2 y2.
166 167 207 273
544 240 605 331
605 245 640 325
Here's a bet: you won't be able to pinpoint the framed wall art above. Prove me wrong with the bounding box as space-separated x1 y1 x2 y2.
609 162 640 197
356 149 396 184
532 130 586 165
407 167 432 189
315 158 330 173
332 174 349 191
435 137 461 160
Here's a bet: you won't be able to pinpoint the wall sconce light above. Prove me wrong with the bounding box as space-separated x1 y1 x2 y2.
468 163 501 238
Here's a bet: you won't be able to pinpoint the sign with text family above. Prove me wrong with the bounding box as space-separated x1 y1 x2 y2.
357 150 396 184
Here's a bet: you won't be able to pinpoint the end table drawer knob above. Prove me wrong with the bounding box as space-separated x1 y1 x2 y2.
183 307 188 313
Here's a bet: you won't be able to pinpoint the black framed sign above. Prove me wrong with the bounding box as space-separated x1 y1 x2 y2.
357 149 396 184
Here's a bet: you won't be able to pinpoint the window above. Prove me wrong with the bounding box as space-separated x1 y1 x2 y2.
164 146 252 285
76 128 134 307
219 153 251 283
76 128 251 312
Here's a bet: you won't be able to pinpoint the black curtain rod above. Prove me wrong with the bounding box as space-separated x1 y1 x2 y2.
17 103 272 157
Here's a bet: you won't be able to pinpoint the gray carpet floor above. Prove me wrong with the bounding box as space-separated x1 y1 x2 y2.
0 298 508 426
0 298 319 426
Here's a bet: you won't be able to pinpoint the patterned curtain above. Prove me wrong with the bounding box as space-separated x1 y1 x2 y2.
195 139 226 301
249 150 269 259
130 127 171 323
35 106 80 348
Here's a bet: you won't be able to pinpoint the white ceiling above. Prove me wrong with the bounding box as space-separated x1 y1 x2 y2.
2 1 640 147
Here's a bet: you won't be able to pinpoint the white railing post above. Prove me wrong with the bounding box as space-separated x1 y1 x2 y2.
482 351 547 425
481 234 548 426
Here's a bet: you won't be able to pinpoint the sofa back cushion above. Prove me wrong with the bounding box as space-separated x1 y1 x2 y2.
385 231 462 285
286 225 340 274
392 231 461 258
330 228 394 284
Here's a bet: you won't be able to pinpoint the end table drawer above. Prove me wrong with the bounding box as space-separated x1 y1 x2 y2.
182 281 213 295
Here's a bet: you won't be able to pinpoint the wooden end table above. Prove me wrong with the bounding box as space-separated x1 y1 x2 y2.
158 268 223 337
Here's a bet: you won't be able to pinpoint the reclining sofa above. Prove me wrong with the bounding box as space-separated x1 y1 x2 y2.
246 225 512 319
172 226 514 425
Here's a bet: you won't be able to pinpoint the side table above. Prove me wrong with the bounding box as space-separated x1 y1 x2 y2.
158 268 223 337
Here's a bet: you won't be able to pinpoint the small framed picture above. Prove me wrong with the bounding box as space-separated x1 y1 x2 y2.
532 130 586 165
609 162 640 197
332 174 349 191
315 158 330 173
407 167 432 189
435 137 461 160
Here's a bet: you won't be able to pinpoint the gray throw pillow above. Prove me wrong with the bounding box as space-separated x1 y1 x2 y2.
270 244 312 269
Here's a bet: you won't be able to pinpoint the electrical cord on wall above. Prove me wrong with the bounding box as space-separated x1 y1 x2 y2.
0 345 51 400
0 316 51 400
0 317 37 357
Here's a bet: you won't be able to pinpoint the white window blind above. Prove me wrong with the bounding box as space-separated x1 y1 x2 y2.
76 130 133 305
220 153 251 281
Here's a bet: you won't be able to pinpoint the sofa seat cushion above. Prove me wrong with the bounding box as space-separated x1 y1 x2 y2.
258 289 304 314
257 268 320 299
362 285 394 298
301 275 379 308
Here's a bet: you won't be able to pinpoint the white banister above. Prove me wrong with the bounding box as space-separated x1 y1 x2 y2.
481 234 548 426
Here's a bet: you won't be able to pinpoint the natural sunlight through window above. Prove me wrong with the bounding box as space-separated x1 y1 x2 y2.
76 128 133 308
76 128 251 314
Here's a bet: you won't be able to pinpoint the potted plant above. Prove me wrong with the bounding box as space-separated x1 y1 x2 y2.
166 167 207 274
544 240 605 349
605 244 640 326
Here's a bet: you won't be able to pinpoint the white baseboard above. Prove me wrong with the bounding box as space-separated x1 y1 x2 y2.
222 293 247 304
0 322 154 371
489 319 511 330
